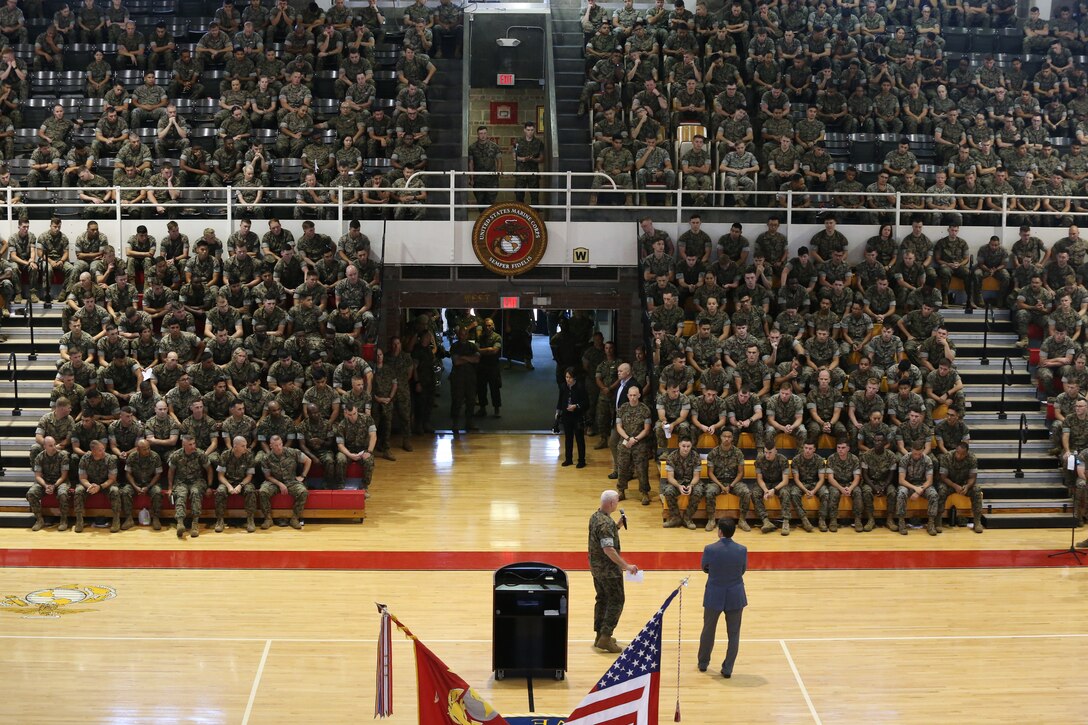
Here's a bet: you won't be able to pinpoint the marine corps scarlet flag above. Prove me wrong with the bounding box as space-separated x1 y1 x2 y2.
414 639 509 725
375 603 508 724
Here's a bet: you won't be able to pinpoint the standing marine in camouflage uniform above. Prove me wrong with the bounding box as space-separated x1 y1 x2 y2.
615 386 653 505
27 437 70 531
167 435 212 539
588 489 637 653
215 436 257 532
259 434 311 529
79 441 120 532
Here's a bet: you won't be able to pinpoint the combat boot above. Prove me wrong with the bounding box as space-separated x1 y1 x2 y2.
261 515 273 529
246 516 255 533
663 516 682 528
760 518 775 533
214 518 225 533
853 515 863 532
800 516 815 532
1016 336 1028 348
899 519 908 535
640 493 650 505
594 437 608 450
58 515 68 532
176 518 186 538
109 515 120 533
817 516 828 532
973 515 985 533
289 516 302 529
401 436 413 452
381 449 396 461
616 490 625 501
886 516 898 531
705 518 717 532
926 518 937 536
190 520 200 537
864 516 875 532
935 516 943 533
151 516 161 531
828 517 839 532
593 635 621 653
736 518 751 532
121 516 134 530
73 515 84 533
682 515 697 530
780 520 790 536
31 515 44 532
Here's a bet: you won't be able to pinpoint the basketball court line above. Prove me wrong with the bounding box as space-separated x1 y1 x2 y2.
0 547 1078 571
1 633 1085 645
781 639 822 725
241 640 272 725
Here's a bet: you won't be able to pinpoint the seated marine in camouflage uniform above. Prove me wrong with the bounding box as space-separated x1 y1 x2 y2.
215 436 258 533
167 435 212 539
79 440 121 533
703 430 746 532
894 441 940 536
26 437 70 532
259 434 312 530
824 440 862 532
937 442 985 534
786 443 822 534
121 439 164 531
662 437 700 529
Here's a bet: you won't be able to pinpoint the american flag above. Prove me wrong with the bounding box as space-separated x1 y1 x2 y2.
565 587 681 725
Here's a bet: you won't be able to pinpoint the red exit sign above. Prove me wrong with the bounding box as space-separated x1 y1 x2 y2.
500 296 520 309
497 73 516 86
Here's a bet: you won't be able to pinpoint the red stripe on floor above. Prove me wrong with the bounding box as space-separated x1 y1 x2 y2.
0 548 1077 571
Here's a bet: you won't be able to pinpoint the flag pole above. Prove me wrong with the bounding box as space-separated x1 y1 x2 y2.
675 577 689 723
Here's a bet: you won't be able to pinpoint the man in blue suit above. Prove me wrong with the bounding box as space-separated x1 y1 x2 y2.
697 517 747 678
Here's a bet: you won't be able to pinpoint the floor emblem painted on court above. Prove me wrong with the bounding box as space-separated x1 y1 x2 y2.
0 585 117 618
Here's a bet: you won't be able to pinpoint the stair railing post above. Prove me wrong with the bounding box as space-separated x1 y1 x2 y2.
980 302 991 366
26 291 37 361
0 435 6 476
998 356 1011 420
7 352 20 416
1015 413 1026 479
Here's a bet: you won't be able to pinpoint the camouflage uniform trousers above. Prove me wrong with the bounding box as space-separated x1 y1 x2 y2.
973 268 1010 303
172 481 208 522
591 571 625 638
96 484 123 516
214 480 257 518
822 483 848 524
120 482 163 519
1073 477 1088 523
257 480 308 518
654 420 693 448
56 482 85 515
1035 365 1071 398
26 481 73 516
728 422 765 450
936 263 970 296
778 483 820 522
1013 309 1050 339
660 480 692 520
373 399 394 451
125 255 156 282
893 484 939 518
764 424 808 450
615 441 651 494
391 388 412 438
935 481 983 522
595 394 613 445
685 481 723 521
855 482 895 522
805 421 847 443
735 481 769 523
309 449 347 489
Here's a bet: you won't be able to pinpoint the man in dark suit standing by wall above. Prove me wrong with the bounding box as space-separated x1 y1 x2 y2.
607 363 637 481
697 518 748 678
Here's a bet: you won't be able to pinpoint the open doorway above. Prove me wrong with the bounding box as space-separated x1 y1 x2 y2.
413 308 619 433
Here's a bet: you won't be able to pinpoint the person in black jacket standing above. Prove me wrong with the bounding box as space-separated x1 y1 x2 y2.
557 366 589 468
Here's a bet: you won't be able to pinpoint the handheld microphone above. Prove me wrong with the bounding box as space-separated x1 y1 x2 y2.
619 508 627 530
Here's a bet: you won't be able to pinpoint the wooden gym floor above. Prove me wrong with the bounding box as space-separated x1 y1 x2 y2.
0 434 1086 724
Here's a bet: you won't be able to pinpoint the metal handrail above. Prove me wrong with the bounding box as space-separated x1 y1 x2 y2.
6 352 20 416
980 302 995 366
998 356 1013 420
25 294 37 361
1015 412 1027 479
375 217 388 338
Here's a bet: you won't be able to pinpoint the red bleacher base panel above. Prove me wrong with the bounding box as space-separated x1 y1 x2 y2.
37 491 366 522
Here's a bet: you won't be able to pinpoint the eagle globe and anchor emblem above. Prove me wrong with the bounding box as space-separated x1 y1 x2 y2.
0 585 117 618
471 203 549 277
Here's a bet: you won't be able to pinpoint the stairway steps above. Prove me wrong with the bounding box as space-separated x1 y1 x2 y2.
982 512 1079 529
